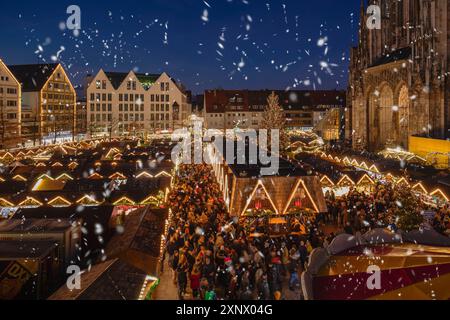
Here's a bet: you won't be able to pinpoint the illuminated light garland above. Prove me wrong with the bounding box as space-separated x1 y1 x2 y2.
55 173 74 181
76 195 101 206
105 148 121 159
0 177 5 182
36 174 54 181
138 275 159 300
164 188 170 203
0 152 14 160
18 196 43 207
430 189 449 202
411 183 428 195
320 175 335 187
358 162 370 170
395 177 411 187
51 162 64 167
0 198 14 207
356 174 375 185
36 162 47 167
337 175 356 186
283 179 320 214
113 197 136 206
155 171 172 178
136 172 154 179
109 172 127 180
48 196 72 207
140 195 159 205
369 164 380 173
12 175 27 182
223 175 229 206
88 173 104 180
240 180 279 216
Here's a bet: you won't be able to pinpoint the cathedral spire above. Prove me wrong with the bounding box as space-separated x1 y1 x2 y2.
358 0 365 43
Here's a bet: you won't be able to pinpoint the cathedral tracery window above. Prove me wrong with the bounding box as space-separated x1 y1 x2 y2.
379 85 394 148
398 85 409 147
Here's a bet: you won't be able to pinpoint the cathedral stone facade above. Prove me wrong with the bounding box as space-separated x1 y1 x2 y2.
348 0 450 152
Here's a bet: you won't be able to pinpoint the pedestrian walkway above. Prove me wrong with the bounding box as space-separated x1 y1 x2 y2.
153 255 303 301
153 258 178 300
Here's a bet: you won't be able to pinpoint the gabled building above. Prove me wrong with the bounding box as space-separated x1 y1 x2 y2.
8 63 76 145
0 59 21 148
86 70 191 138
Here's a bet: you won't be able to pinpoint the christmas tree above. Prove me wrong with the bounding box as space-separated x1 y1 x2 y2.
261 92 289 156
395 188 424 232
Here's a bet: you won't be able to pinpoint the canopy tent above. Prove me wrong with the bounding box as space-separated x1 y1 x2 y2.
312 243 450 300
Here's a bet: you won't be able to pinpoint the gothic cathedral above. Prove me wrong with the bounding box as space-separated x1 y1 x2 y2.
348 0 450 151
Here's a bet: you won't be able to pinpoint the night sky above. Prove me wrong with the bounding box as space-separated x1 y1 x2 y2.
0 0 361 94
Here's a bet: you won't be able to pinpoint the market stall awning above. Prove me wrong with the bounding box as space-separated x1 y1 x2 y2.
313 244 450 300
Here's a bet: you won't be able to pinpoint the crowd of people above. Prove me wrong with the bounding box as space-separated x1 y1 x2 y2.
325 183 450 235
163 164 326 301
162 164 449 300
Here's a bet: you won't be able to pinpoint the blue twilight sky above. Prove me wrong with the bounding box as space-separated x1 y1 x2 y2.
0 0 361 94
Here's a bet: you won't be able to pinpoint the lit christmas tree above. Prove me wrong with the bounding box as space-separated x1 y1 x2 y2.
395 188 424 232
261 91 289 156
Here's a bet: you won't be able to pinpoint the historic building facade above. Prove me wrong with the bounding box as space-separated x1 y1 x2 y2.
8 63 76 145
0 59 21 148
86 70 191 138
348 0 450 151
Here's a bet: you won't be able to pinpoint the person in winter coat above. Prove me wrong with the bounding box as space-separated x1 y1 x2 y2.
172 250 179 284
190 264 202 299
177 256 189 300
298 241 308 271
202 256 216 285
288 248 300 291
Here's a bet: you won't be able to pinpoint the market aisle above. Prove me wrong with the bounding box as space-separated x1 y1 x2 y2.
153 257 179 300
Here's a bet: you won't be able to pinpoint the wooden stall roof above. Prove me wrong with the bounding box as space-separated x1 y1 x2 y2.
231 175 327 216
48 259 148 300
106 206 168 276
